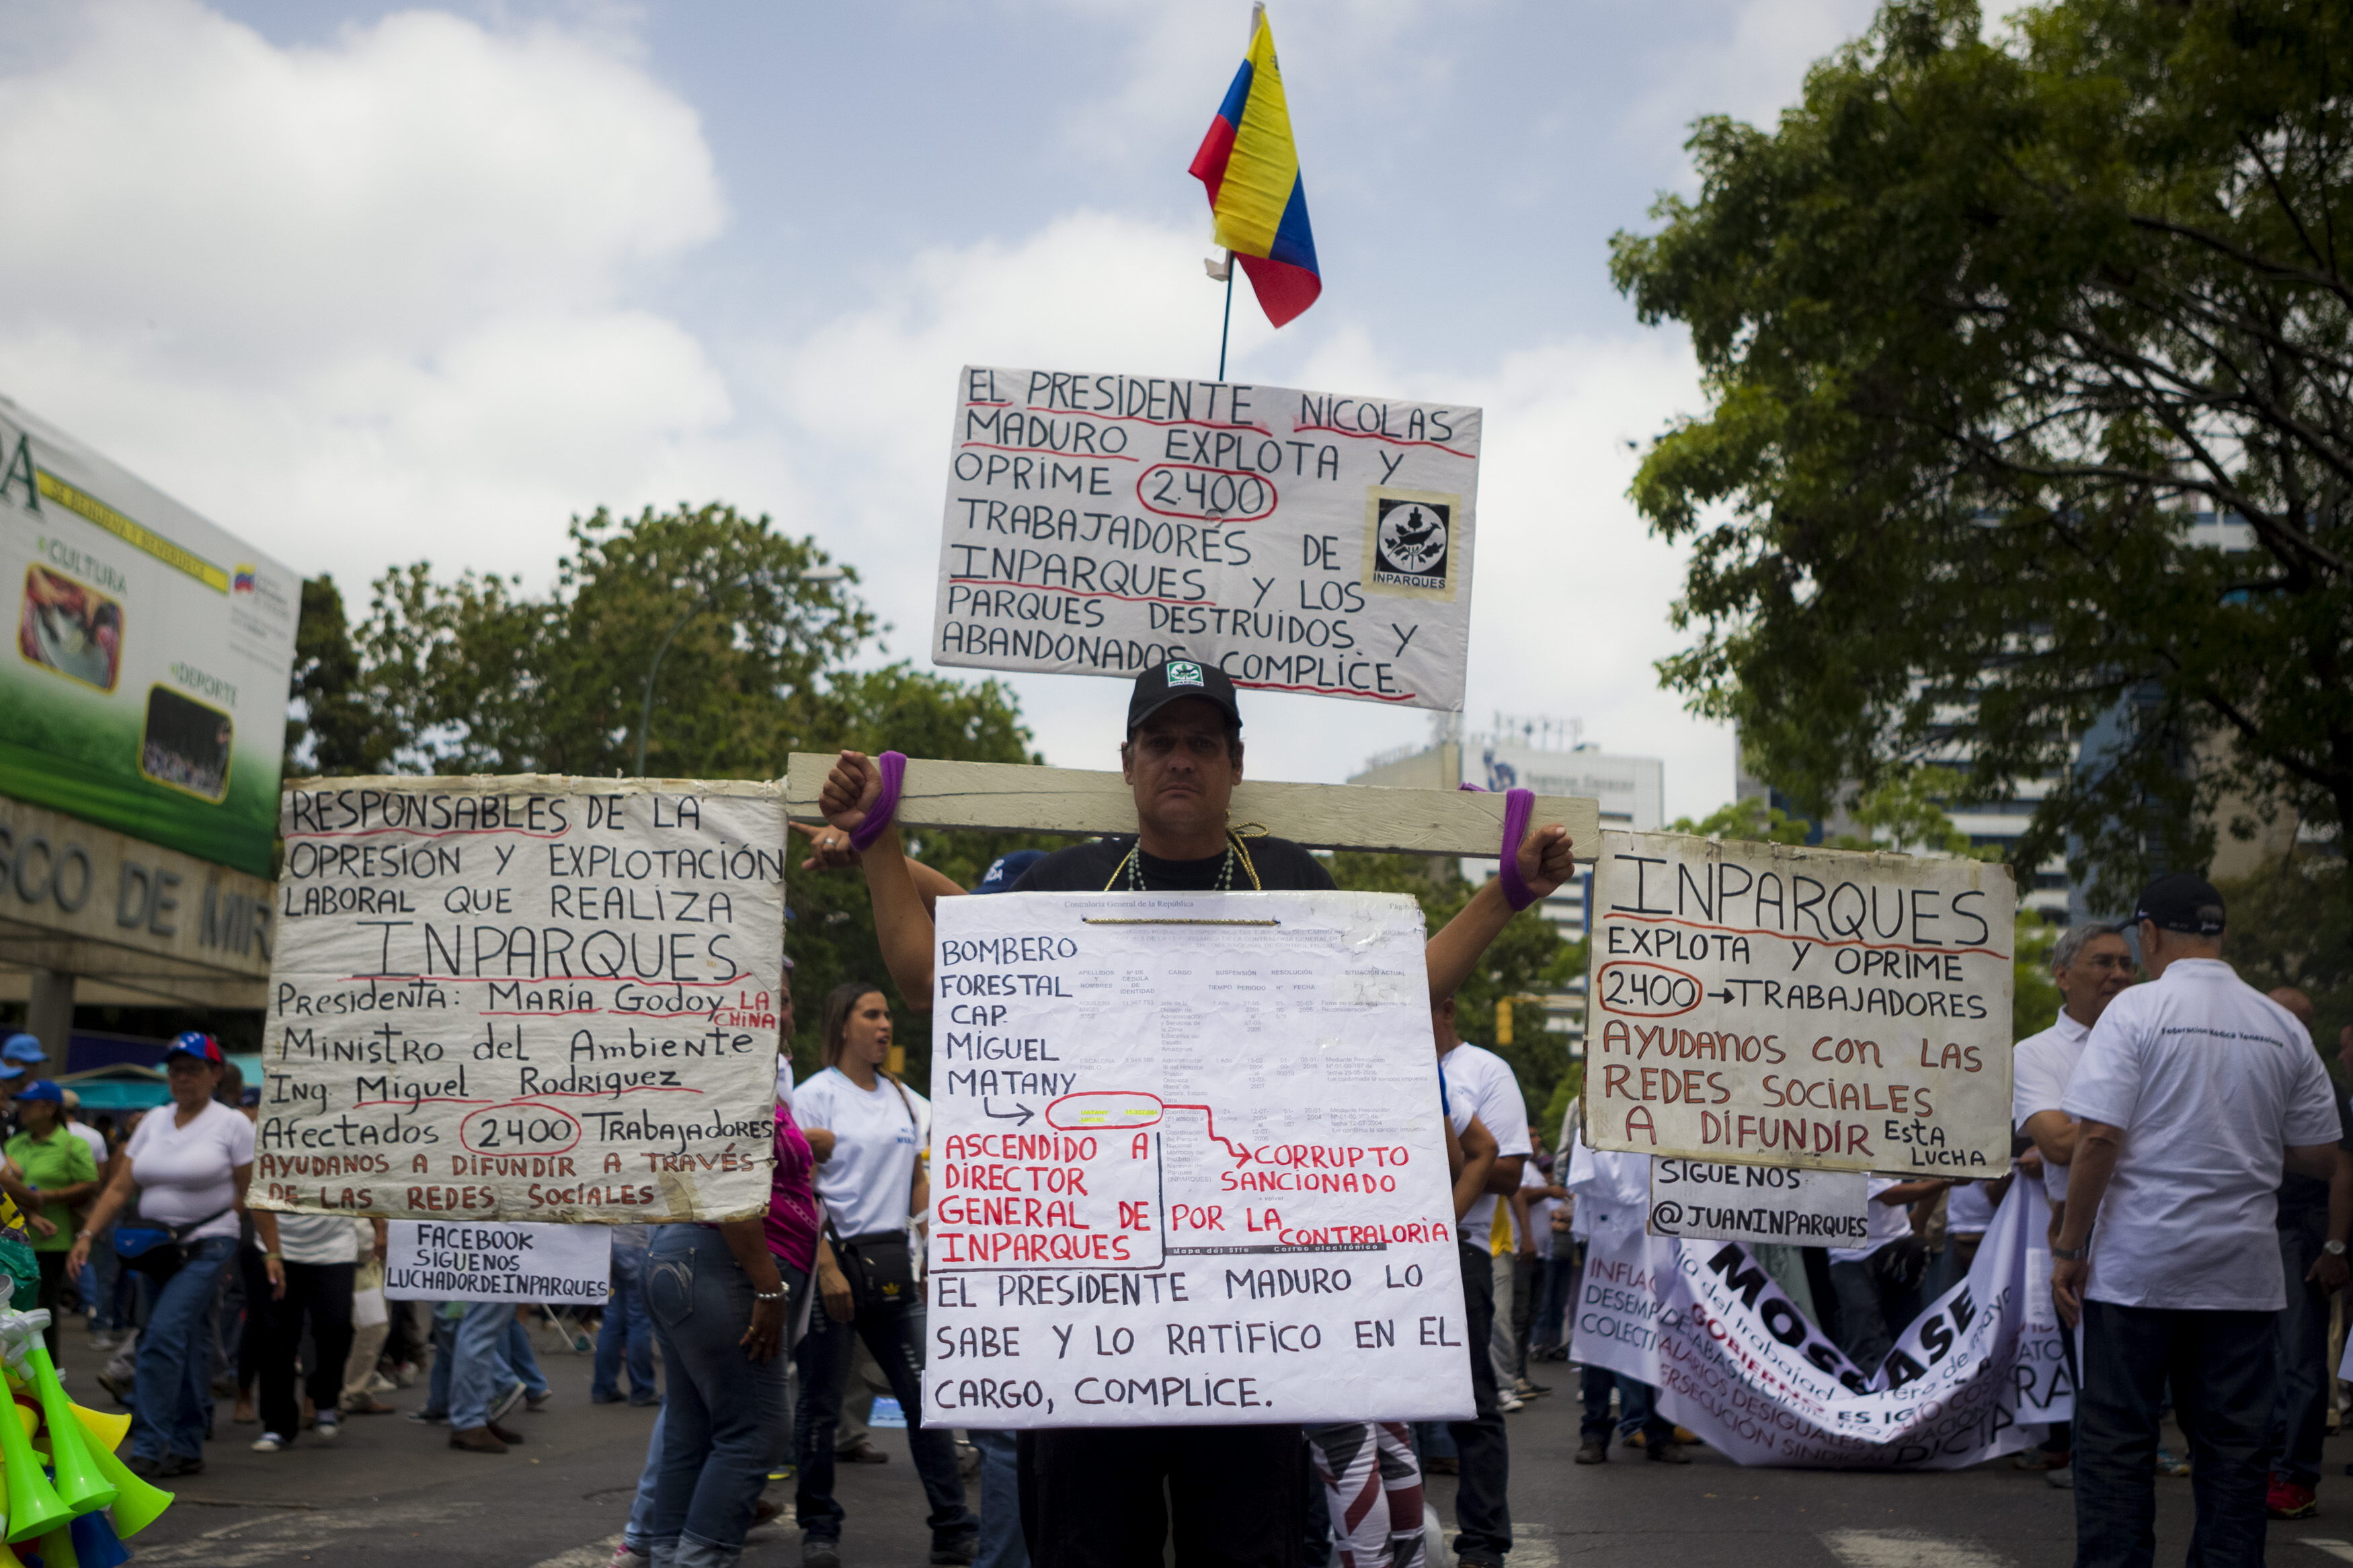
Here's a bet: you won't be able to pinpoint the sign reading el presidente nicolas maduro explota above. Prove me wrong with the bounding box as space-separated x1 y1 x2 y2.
1586 831 2016 1175
932 366 1480 712
253 776 784 1224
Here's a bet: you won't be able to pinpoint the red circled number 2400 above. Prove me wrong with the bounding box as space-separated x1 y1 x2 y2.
461 1104 583 1156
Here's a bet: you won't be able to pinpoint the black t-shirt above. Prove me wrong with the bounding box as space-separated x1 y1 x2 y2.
1010 835 1336 894
2276 1084 2353 1222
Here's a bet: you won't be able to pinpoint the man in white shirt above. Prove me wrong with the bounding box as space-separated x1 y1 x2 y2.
2011 919 2137 1483
1562 1125 1686 1465
2052 874 2343 1568
1437 995 1529 1567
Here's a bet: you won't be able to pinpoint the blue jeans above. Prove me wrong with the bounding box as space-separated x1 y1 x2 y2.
643 1225 802 1568
598 1245 658 1403
625 1405 668 1553
969 1428 1027 1568
2266 1210 2329 1487
1580 1364 1671 1447
129 1235 236 1461
450 1301 518 1431
505 1315 548 1399
2075 1299 2272 1568
793 1254 975 1551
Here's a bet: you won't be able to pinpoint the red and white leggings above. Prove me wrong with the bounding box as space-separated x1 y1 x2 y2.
1306 1421 1428 1568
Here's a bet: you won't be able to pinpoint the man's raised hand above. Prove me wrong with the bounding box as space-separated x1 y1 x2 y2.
819 749 884 837
1516 824 1577 903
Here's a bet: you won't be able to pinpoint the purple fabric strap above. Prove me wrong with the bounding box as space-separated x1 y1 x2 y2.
847 751 908 854
1459 782 1541 911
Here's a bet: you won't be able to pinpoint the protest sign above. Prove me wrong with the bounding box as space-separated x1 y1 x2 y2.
254 776 785 1225
383 1219 612 1305
1586 830 2016 1173
932 366 1481 712
922 889 1472 1428
1577 1180 2070 1467
1646 1158 1868 1249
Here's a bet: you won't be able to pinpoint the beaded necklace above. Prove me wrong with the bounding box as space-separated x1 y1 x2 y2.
1102 830 1264 893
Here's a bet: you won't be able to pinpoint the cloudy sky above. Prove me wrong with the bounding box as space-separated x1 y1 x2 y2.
0 0 1905 818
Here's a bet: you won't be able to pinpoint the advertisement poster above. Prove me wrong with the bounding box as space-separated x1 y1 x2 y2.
0 397 298 877
923 890 1471 1427
932 366 1481 712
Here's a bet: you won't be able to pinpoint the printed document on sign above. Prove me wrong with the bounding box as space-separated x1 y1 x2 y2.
924 890 1473 1428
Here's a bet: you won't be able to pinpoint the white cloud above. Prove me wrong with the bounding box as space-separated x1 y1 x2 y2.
0 0 730 587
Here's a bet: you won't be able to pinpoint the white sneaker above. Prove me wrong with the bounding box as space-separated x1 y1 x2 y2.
251 1432 289 1453
315 1413 342 1442
1498 1393 1527 1413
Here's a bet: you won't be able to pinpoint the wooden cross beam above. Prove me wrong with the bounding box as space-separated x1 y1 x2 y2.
785 753 1601 860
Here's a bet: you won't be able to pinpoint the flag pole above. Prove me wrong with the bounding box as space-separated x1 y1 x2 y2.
1218 254 1235 381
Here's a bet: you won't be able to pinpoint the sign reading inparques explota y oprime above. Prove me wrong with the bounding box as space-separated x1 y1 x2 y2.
253 776 785 1225
1586 831 2016 1175
932 366 1480 712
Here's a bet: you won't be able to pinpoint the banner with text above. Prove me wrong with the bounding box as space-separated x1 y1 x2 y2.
933 366 1481 712
922 890 1472 1428
383 1219 613 1305
1579 1180 2070 1467
1587 831 2015 1174
1646 1158 1868 1248
255 776 785 1224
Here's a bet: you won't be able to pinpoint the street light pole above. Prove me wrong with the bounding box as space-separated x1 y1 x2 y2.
631 565 844 777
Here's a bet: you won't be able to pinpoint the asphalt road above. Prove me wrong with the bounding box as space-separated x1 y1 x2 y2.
91 1323 2353 1568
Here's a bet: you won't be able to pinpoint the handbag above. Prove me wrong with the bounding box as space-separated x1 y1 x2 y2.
827 1223 916 1309
112 1207 231 1282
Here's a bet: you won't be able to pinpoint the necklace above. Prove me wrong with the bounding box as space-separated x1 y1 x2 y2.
1103 831 1263 893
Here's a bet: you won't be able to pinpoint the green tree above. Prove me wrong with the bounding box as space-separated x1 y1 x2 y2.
283 575 399 777
1327 852 1586 1129
1667 796 1814 844
1611 0 2353 913
2215 851 2352 1055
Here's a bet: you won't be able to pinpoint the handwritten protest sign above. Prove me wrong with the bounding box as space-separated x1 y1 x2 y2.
932 366 1481 712
1587 831 2015 1174
1646 1158 1868 1248
253 776 784 1224
922 890 1471 1428
383 1219 612 1305
1577 1182 2069 1467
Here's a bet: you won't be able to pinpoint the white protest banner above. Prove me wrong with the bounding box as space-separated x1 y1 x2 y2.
255 776 785 1225
1587 830 2016 1173
933 366 1480 712
1577 1180 2071 1468
923 890 1471 1428
383 1219 613 1306
1646 1158 1869 1249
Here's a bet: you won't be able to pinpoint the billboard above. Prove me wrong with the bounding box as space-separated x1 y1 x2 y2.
1 397 298 878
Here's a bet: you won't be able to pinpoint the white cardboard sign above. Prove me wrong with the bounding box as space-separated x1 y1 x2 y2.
1646 1158 1870 1247
254 776 785 1225
922 890 1472 1428
1587 831 2016 1174
383 1219 612 1305
932 366 1481 712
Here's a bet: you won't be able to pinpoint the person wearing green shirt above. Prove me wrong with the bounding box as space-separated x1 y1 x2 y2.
4 1081 98 1360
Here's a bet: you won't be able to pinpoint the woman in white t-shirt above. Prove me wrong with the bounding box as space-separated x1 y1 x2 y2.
789 983 974 1565
66 1033 255 1479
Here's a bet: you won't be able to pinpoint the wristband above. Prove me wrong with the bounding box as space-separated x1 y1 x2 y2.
753 1288 787 1302
846 751 908 854
1458 782 1540 911
2050 1243 2087 1261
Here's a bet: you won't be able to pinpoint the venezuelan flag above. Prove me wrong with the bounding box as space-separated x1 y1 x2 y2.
1189 11 1321 329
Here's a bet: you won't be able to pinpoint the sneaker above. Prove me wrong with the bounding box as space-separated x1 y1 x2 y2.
1574 1441 1608 1465
1513 1376 1552 1398
314 1412 341 1442
366 1371 399 1394
2268 1477 2319 1520
405 1408 450 1426
929 1538 978 1566
526 1390 553 1413
95 1371 132 1410
2157 1447 2191 1477
803 1540 842 1568
2046 1465 2075 1489
489 1380 528 1426
250 1432 290 1453
607 1544 647 1568
1497 1393 1526 1413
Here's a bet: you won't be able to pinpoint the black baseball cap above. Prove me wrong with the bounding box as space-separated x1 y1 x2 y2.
1127 659 1242 733
2134 872 2226 936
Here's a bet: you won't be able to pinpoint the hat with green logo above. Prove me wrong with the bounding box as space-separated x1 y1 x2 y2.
1127 659 1242 733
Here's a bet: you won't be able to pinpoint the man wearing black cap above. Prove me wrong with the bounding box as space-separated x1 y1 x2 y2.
2051 873 2344 1568
817 659 1577 1568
